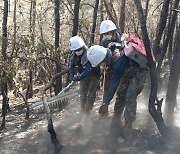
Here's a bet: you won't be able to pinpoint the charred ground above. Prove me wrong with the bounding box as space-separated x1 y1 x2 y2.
0 86 180 154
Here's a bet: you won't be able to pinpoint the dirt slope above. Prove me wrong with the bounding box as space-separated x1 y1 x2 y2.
0 87 180 154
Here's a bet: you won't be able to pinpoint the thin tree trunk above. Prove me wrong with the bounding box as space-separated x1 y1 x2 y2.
17 86 30 120
99 0 104 43
134 0 167 136
165 24 180 124
12 0 17 56
25 84 31 119
72 0 81 36
144 0 150 22
1 0 9 130
29 0 37 98
1 83 8 130
90 0 100 45
156 0 179 71
103 0 116 27
54 0 62 95
153 0 171 57
41 70 68 154
119 0 126 33
167 35 173 66
30 0 36 46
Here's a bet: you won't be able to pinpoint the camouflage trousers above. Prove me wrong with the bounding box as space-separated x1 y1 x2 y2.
114 65 149 123
80 75 100 112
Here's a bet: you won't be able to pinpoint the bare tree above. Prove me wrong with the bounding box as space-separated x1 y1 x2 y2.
99 0 104 43
12 0 17 55
156 0 179 71
41 70 68 154
144 0 150 22
30 0 36 46
153 0 171 57
134 0 167 136
28 0 37 98
90 0 100 45
1 0 9 130
103 0 117 27
72 0 81 36
54 0 62 95
119 0 126 33
165 24 180 125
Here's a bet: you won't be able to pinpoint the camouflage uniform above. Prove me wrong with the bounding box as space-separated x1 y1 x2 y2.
69 51 100 113
114 61 149 123
100 32 149 126
80 74 100 112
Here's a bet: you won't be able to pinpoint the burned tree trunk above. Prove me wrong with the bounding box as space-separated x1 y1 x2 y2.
28 0 37 98
90 0 100 45
144 0 150 22
72 0 81 36
156 0 179 71
54 0 62 95
41 69 68 154
153 0 171 57
1 0 9 130
42 94 63 154
134 0 167 136
119 0 126 33
1 83 8 130
165 24 180 124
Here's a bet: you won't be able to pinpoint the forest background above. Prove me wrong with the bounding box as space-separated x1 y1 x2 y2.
0 0 180 154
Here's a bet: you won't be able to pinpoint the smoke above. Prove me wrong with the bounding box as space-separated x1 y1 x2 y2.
54 85 180 154
79 113 93 136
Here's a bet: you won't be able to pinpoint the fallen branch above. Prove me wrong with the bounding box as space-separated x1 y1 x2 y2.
43 69 68 91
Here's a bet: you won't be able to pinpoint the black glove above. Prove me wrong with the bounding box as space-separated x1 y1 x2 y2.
99 103 109 117
70 76 79 82
108 42 124 51
72 76 79 81
109 44 116 51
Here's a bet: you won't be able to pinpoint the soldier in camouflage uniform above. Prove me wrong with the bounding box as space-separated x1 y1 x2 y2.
99 20 149 139
114 62 148 139
69 36 100 113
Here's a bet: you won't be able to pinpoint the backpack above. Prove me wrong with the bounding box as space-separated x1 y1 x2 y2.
124 33 156 68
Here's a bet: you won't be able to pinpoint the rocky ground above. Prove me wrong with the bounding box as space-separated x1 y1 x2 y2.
0 84 180 154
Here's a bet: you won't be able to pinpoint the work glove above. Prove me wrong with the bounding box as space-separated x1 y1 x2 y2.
70 75 79 82
72 76 79 82
108 42 124 52
121 33 129 42
108 43 116 51
99 103 109 117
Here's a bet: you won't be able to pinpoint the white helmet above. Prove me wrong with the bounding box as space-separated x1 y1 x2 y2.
87 45 107 67
70 35 85 51
100 20 117 34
